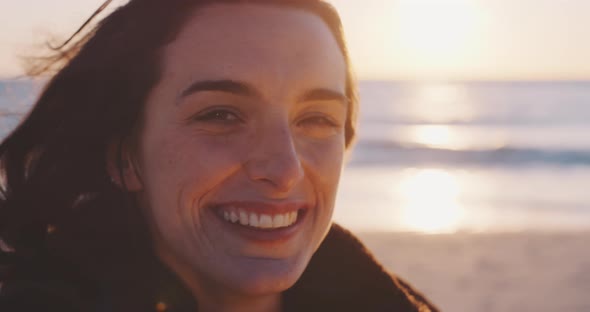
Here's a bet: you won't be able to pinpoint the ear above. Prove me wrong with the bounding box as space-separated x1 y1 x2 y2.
106 140 143 192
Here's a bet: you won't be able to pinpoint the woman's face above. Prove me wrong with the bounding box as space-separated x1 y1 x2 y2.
133 4 347 296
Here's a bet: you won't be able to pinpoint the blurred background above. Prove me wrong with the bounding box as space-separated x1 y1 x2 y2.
1 0 589 311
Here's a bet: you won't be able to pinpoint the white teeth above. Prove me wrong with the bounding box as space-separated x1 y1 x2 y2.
273 214 285 227
239 210 249 225
220 208 300 229
249 213 259 227
289 211 297 224
259 214 273 228
230 211 238 223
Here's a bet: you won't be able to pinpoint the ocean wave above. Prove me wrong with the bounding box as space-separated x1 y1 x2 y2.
350 139 590 167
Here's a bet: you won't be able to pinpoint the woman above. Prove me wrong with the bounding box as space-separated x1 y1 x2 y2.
0 0 438 311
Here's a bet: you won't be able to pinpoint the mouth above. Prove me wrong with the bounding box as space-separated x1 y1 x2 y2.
221 208 302 229
208 201 309 240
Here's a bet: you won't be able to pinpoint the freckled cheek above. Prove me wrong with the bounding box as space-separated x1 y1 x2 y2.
300 138 345 195
142 134 248 199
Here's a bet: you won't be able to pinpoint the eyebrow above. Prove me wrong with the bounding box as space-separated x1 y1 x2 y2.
179 79 260 101
178 79 348 106
298 88 349 106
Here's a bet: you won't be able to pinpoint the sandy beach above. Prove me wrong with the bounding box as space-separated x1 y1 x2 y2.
356 230 590 312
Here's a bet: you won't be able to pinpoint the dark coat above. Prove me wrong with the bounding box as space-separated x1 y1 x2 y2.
0 224 438 311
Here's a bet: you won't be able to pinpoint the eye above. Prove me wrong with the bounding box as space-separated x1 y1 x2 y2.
296 113 344 139
190 108 241 123
298 115 340 128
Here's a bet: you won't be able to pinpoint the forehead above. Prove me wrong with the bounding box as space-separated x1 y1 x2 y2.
158 3 346 96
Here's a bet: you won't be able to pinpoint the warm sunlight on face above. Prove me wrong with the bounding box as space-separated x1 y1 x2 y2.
393 0 482 70
396 168 464 233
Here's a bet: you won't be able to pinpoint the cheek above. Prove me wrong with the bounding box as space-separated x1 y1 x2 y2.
300 137 345 206
137 130 250 253
300 138 344 253
142 135 247 194
138 129 247 214
306 138 344 180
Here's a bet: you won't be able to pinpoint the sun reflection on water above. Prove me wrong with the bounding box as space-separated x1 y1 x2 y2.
395 168 465 233
406 83 475 123
411 124 463 149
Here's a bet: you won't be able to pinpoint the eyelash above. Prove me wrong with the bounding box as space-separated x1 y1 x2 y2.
298 114 340 128
189 108 340 129
190 108 242 123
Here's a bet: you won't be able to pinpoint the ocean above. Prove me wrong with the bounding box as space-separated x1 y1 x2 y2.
1 79 589 233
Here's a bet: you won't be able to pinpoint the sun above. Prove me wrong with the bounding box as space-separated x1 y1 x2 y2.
393 0 482 66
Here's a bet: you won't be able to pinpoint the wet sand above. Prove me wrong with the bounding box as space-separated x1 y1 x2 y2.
357 230 590 312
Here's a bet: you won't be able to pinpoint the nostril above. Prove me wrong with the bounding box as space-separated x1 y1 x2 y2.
245 156 304 192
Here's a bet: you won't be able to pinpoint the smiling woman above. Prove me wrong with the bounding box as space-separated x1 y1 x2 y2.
0 0 437 311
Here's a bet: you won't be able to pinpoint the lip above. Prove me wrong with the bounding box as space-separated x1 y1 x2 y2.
207 201 310 243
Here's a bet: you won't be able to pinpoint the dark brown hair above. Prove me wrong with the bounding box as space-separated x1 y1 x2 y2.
0 0 358 289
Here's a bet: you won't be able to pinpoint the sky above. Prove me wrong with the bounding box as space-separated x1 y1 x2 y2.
0 0 589 80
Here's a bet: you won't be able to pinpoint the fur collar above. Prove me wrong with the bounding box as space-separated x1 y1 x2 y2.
0 224 438 311
282 224 438 311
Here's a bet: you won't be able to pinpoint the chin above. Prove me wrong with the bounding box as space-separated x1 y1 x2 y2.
220 254 310 296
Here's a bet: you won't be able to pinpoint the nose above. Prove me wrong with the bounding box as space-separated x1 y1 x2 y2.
244 124 304 194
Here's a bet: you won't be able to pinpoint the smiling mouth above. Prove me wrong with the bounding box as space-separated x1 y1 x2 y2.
212 203 307 231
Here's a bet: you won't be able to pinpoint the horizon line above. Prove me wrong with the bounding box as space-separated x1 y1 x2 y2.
1 75 590 83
